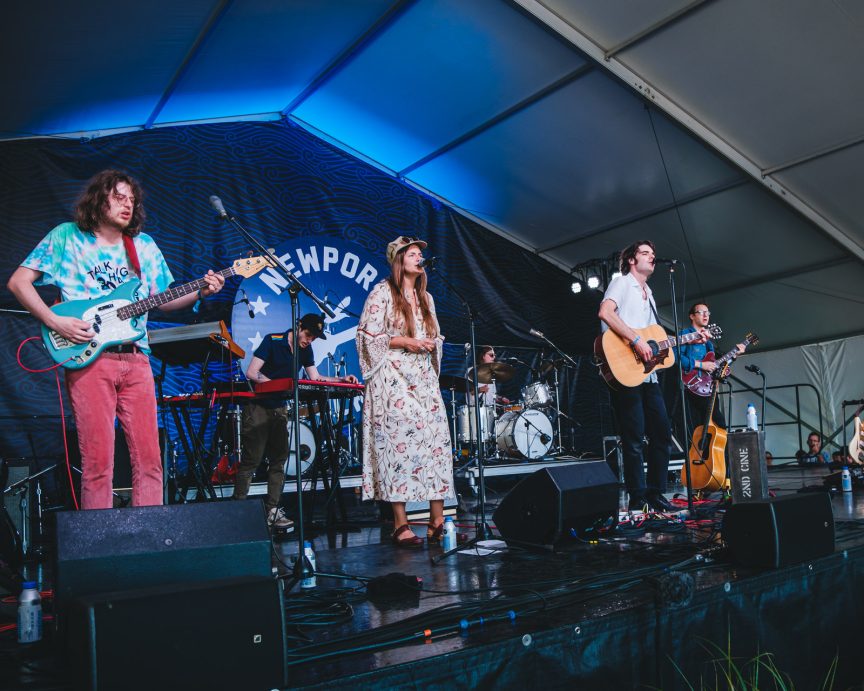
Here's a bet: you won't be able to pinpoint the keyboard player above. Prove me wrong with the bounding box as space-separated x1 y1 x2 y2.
234 313 358 530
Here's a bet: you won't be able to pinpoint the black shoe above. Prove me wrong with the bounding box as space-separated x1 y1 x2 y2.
646 493 681 513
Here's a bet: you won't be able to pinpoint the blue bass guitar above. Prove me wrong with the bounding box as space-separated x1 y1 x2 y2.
42 255 272 369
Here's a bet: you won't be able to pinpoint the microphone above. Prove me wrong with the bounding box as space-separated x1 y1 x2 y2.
540 433 552 444
529 328 544 339
209 195 228 219
745 364 762 375
464 343 471 354
654 258 679 265
419 257 437 269
239 288 254 319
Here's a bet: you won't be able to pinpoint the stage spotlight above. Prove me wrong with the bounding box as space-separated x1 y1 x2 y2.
587 276 600 290
571 281 582 294
611 271 622 280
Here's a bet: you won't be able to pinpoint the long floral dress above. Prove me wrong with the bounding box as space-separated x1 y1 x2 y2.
356 281 454 502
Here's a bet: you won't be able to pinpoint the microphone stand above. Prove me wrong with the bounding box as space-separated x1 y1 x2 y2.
213 203 334 592
667 264 695 516
430 267 493 565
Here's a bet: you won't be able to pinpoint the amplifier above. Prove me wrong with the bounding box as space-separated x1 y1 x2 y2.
726 430 769 503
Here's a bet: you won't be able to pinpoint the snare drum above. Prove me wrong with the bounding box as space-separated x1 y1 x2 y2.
521 382 552 408
457 404 495 443
495 409 554 459
284 420 317 477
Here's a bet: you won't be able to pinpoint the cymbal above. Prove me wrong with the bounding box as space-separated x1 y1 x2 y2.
471 362 515 384
439 374 471 393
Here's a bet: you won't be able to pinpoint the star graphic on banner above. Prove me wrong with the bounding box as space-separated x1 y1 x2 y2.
247 331 264 353
250 295 270 316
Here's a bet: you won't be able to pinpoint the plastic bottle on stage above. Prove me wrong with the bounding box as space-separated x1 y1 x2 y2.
301 541 317 589
442 516 457 552
17 581 42 644
746 403 758 431
842 466 853 493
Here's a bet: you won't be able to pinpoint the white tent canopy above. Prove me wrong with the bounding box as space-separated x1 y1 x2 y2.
3 0 863 356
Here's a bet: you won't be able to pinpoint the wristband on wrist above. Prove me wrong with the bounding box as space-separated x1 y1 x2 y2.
631 335 641 346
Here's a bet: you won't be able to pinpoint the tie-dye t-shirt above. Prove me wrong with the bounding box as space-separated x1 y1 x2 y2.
22 222 174 352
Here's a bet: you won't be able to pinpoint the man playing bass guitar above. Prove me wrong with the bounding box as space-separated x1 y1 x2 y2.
8 170 225 510
598 241 710 513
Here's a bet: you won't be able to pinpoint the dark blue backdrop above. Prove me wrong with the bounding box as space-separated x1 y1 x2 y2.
0 120 610 481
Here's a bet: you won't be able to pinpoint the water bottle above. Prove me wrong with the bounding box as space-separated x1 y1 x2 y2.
746 403 758 431
841 466 853 493
442 516 457 551
300 541 316 589
17 581 42 644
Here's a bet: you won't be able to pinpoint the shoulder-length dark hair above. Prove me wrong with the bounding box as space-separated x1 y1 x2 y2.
385 244 438 338
74 169 146 237
619 239 656 274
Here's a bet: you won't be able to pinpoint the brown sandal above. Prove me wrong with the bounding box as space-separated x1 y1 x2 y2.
392 524 424 548
427 521 445 544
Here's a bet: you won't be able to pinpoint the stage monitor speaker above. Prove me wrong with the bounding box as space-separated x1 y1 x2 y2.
53 500 271 619
67 576 286 691
722 492 835 568
492 461 618 549
726 430 769 503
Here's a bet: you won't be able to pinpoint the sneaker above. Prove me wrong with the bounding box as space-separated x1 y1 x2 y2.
267 507 294 530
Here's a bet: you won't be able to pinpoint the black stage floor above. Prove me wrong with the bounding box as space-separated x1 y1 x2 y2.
3 464 864 690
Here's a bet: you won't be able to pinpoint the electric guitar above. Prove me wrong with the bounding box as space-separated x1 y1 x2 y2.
594 323 722 389
682 332 759 396
42 255 273 370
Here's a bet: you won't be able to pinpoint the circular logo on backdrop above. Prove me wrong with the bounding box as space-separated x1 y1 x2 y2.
231 238 387 411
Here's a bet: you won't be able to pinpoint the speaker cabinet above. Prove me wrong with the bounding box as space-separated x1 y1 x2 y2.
722 492 835 568
67 576 286 691
726 430 769 503
493 461 618 549
53 500 271 620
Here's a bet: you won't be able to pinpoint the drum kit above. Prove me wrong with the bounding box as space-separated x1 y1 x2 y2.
441 359 566 462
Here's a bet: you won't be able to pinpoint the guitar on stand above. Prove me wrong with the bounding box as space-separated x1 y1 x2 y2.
850 415 864 465
594 323 723 389
681 360 732 495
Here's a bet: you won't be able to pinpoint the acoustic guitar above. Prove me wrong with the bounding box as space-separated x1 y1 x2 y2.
683 332 759 396
594 323 722 389
681 360 731 493
41 255 273 370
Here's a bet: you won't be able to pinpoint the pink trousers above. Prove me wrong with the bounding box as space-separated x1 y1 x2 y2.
65 351 163 509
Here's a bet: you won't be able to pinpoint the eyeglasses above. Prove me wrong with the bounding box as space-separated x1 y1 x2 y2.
111 191 136 207
693 309 710 316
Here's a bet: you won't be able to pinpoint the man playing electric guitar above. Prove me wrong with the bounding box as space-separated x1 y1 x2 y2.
7 170 225 509
598 240 710 513
677 302 746 430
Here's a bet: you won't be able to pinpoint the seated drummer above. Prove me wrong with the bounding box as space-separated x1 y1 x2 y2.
466 345 510 407
234 313 358 530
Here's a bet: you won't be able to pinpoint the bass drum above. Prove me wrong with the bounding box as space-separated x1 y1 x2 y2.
495 409 553 459
284 421 317 477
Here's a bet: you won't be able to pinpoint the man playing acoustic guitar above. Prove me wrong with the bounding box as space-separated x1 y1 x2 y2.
598 241 709 513
8 170 225 510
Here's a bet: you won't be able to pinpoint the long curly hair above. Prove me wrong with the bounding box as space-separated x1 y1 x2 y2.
386 244 438 338
74 169 146 237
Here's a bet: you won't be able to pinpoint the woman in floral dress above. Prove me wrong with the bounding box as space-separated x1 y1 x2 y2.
356 236 454 547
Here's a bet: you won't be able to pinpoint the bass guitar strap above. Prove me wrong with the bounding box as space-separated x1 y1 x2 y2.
122 234 142 279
